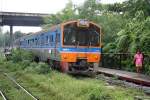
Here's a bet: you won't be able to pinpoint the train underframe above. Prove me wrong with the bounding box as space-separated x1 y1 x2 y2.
31 49 99 76
47 58 98 76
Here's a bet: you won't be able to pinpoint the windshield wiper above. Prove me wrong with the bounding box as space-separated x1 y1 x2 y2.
76 41 79 48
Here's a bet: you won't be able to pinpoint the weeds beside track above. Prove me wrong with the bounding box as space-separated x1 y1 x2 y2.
0 71 38 100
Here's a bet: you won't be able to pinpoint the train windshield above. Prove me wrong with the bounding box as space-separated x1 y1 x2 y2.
63 23 100 46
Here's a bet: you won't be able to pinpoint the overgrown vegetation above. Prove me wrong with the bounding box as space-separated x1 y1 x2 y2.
9 48 33 62
0 49 149 100
2 49 51 74
0 73 33 100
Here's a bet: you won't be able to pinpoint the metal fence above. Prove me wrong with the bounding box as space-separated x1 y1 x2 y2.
99 53 150 74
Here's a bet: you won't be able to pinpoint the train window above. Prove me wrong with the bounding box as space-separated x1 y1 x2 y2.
41 38 44 45
28 40 30 45
32 39 34 44
49 35 54 42
51 35 53 42
40 34 44 45
20 41 22 46
63 26 77 45
56 33 60 42
49 36 51 43
30 39 34 46
63 23 100 46
35 38 38 45
25 40 27 46
37 39 39 46
46 36 49 44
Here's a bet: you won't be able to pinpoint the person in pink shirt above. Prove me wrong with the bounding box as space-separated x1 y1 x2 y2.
134 49 144 73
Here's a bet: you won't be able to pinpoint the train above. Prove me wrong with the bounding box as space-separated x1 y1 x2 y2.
15 19 102 74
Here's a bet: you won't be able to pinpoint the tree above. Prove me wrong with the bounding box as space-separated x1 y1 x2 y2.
13 31 24 40
115 11 150 53
43 0 77 29
0 30 25 47
123 0 150 17
0 27 4 47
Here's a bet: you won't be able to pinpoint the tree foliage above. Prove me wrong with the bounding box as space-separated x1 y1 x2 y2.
0 30 25 47
102 0 150 53
43 0 77 29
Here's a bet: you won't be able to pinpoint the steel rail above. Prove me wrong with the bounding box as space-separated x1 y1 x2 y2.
0 90 7 100
3 73 38 100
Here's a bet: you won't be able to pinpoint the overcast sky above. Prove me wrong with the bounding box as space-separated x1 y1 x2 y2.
0 0 125 33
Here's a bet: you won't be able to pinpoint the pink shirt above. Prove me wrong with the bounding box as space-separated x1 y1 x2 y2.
134 53 143 65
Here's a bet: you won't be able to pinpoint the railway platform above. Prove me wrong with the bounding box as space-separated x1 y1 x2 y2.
97 67 150 87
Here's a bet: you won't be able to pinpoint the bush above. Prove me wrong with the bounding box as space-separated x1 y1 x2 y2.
25 62 51 74
143 64 150 76
24 62 38 73
35 62 51 74
0 49 6 64
10 48 33 63
3 61 21 72
121 60 135 72
19 60 31 69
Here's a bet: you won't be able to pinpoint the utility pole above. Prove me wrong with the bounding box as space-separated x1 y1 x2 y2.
10 25 13 49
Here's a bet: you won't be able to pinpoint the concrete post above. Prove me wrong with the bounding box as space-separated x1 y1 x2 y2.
10 25 13 48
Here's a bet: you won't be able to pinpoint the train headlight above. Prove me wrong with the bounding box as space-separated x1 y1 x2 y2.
63 55 67 59
94 55 98 60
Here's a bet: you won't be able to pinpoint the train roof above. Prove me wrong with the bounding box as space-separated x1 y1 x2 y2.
19 24 61 40
62 19 101 28
18 19 101 41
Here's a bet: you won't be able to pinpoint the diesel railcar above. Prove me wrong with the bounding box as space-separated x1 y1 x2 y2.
17 19 102 73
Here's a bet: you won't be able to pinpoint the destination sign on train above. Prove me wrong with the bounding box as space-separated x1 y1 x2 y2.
77 19 89 27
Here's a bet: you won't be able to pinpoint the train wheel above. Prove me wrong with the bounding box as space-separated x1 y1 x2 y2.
47 59 54 69
34 56 39 63
60 62 69 73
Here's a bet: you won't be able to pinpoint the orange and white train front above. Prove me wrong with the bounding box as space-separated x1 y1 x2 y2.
60 19 102 73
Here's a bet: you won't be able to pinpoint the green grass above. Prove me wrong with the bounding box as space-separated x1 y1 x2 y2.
12 71 147 100
0 97 3 100
0 73 34 100
0 57 149 100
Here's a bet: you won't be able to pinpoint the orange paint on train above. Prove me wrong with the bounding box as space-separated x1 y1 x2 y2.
61 53 100 63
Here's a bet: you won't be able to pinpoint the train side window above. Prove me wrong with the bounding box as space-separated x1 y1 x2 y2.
40 34 44 45
35 38 38 45
49 35 53 42
28 40 30 46
26 40 27 46
37 38 40 46
20 41 22 46
51 35 53 42
46 36 49 44
56 33 60 42
32 39 34 45
49 36 51 43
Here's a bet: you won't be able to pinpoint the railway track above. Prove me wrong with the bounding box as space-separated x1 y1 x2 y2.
95 68 150 95
0 90 7 100
0 72 38 100
96 67 150 87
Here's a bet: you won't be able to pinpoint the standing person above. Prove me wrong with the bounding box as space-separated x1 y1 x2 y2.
134 49 144 73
